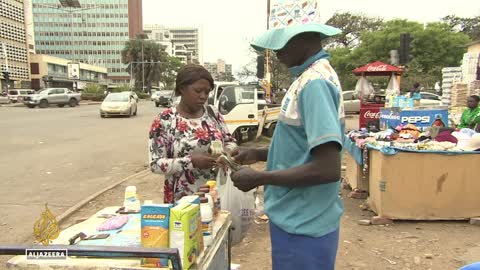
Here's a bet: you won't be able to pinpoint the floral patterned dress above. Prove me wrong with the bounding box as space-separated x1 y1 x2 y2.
149 106 236 203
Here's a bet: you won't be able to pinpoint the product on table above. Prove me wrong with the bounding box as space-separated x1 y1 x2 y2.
141 204 172 268
200 197 213 247
199 188 214 214
177 195 204 253
97 215 129 231
206 180 220 217
170 203 200 269
124 186 141 212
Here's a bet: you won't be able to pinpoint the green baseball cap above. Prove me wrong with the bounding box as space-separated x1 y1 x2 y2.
251 22 342 52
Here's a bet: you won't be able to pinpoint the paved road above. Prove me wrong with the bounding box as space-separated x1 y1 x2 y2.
0 101 163 244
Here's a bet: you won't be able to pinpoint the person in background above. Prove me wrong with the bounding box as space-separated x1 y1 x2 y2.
231 23 345 270
435 81 442 96
409 82 422 106
148 64 236 203
458 95 480 129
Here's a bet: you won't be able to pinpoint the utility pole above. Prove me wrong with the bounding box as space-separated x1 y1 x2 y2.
265 0 271 100
1 42 10 93
142 41 145 92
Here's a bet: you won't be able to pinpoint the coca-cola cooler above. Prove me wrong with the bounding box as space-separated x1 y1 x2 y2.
359 99 385 130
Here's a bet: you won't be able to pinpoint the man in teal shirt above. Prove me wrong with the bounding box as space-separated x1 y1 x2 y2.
231 23 344 270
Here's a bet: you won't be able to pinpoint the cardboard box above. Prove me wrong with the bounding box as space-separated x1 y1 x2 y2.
141 204 172 268
177 195 204 253
345 152 369 192
170 203 200 269
368 149 480 220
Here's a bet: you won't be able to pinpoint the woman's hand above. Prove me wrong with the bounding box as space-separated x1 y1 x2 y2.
191 153 217 169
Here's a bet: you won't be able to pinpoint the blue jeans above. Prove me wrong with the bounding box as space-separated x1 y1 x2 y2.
270 222 339 270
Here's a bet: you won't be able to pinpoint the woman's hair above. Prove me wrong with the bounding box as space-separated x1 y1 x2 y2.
470 95 480 102
175 64 214 96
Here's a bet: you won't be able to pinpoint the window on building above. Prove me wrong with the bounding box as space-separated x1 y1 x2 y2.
30 63 40 75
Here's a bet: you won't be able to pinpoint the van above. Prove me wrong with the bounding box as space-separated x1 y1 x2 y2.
8 89 35 103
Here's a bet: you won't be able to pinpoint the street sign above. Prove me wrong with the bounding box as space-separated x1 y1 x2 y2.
67 62 79 80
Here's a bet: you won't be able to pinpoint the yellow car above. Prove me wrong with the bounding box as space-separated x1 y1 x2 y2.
100 92 138 118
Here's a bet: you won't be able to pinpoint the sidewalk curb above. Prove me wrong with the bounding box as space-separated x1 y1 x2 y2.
57 169 151 224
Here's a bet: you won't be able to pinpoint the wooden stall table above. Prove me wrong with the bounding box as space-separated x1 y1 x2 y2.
367 148 480 220
7 207 232 270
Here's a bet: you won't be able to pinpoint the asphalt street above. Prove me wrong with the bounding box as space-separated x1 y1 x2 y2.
0 101 164 244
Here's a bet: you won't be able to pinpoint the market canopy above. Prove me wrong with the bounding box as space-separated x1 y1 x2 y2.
352 61 403 76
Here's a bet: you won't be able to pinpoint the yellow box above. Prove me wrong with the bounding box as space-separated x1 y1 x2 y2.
141 204 172 268
169 203 200 270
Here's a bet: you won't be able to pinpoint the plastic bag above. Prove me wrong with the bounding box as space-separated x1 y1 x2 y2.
216 168 255 245
97 215 129 231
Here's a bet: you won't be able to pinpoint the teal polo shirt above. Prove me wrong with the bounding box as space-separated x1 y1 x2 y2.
265 50 345 237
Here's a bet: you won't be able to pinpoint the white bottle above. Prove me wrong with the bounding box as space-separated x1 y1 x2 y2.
124 186 140 212
200 197 213 247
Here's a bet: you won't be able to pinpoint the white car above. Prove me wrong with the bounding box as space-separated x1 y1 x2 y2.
151 90 173 107
100 92 138 118
419 92 442 106
343 90 360 113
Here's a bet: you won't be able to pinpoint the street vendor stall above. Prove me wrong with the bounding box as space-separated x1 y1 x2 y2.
6 206 232 270
344 127 480 221
352 61 403 129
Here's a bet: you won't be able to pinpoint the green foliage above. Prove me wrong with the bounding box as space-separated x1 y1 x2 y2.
329 18 471 90
83 83 105 94
122 38 166 92
161 56 185 89
441 15 480 41
110 84 131 93
81 93 104 101
325 12 384 48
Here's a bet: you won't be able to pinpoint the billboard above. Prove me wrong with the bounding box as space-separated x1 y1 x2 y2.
380 108 449 131
269 0 319 29
67 62 80 80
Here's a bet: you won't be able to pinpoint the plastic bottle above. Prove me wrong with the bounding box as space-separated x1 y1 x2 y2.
206 181 219 216
124 186 140 212
199 187 214 213
200 197 213 247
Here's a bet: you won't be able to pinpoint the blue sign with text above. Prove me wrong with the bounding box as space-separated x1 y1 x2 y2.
380 108 449 131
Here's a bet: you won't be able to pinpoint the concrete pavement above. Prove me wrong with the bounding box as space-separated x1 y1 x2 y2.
0 100 163 244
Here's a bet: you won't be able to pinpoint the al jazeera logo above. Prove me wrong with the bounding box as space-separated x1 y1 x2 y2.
26 204 67 260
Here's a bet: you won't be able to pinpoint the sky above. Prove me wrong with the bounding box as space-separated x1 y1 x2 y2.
142 0 480 75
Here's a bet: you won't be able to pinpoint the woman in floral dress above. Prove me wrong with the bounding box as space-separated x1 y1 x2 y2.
148 65 236 203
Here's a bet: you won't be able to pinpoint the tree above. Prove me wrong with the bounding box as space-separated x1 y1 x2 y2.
325 12 384 48
442 15 480 40
269 53 292 90
329 19 470 90
161 56 184 89
121 38 166 92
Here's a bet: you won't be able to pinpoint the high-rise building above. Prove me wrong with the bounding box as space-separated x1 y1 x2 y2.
32 0 143 84
203 59 234 82
1 0 30 91
144 24 202 64
144 28 173 56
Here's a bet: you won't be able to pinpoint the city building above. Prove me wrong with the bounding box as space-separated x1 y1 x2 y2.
1 0 31 91
32 0 143 84
144 24 202 64
30 54 107 90
143 28 173 56
203 59 234 82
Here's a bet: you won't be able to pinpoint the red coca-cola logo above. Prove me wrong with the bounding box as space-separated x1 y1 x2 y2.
363 110 380 119
366 65 387 72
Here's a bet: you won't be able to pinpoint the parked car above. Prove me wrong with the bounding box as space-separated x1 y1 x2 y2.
100 92 138 118
23 88 81 108
7 89 35 103
168 91 181 108
151 90 173 107
343 90 360 113
419 92 442 106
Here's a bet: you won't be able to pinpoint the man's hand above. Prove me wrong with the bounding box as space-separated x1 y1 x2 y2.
231 167 264 192
191 153 216 170
231 147 259 165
